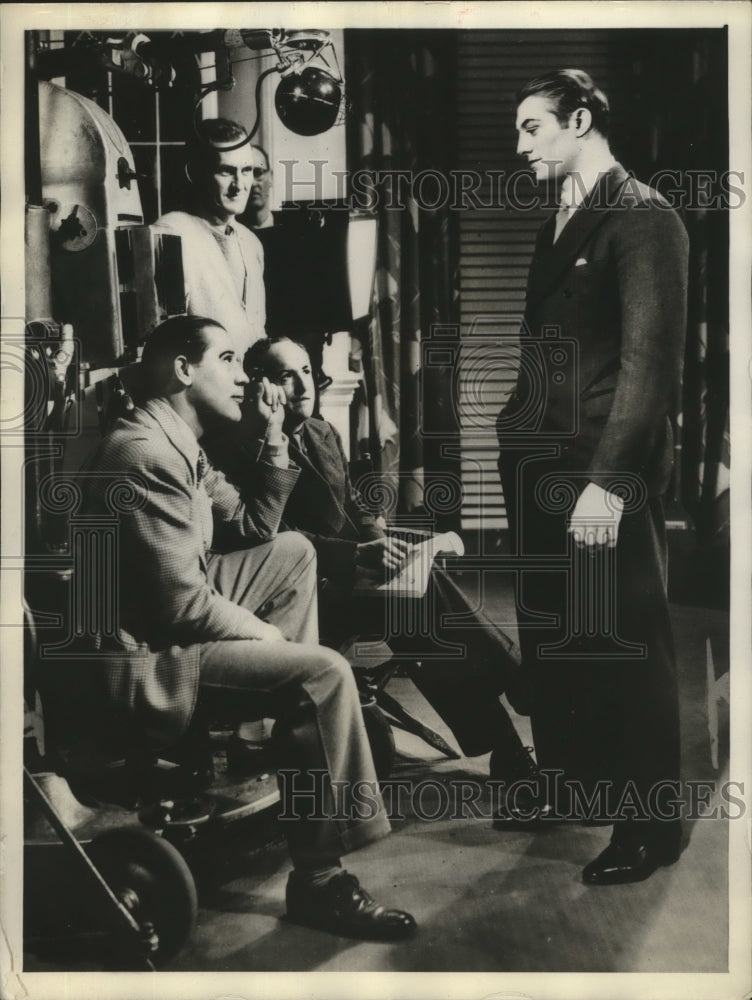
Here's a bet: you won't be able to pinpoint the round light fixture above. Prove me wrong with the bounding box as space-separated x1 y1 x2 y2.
274 66 342 136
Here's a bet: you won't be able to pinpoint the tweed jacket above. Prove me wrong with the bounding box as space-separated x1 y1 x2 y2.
75 399 299 750
500 163 689 497
281 418 384 582
152 211 266 353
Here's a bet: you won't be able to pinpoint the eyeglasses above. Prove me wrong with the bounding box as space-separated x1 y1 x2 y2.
252 167 270 179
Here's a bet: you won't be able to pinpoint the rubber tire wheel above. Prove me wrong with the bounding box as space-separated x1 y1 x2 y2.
87 826 197 967
362 702 396 781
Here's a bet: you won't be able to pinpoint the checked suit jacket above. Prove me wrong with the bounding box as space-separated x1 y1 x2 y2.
58 399 299 751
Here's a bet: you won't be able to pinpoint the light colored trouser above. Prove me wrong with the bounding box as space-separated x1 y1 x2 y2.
199 533 390 866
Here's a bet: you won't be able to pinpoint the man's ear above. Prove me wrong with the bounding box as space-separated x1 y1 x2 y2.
573 107 593 137
173 354 193 387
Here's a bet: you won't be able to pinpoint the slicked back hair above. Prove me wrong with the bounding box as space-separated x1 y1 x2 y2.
141 315 224 396
517 69 610 138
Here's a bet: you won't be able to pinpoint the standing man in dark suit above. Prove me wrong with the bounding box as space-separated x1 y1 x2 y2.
242 336 547 821
497 70 689 883
70 315 416 941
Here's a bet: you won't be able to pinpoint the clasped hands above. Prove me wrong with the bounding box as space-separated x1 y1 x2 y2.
568 481 624 549
241 377 287 446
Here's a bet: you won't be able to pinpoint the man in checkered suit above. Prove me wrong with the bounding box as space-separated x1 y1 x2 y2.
75 315 416 941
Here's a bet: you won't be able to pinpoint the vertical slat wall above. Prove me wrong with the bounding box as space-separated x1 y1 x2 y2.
457 31 631 529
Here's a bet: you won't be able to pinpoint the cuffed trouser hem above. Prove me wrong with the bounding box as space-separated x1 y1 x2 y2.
339 810 392 854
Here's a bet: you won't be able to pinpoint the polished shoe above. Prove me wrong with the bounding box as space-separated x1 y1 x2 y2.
491 745 556 829
286 871 417 941
582 839 681 885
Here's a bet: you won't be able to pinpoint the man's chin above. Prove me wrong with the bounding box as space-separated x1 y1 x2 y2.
222 404 244 423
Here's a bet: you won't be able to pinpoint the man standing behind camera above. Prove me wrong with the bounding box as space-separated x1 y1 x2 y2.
497 70 689 884
153 118 266 353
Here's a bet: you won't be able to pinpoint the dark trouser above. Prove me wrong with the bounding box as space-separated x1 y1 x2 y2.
498 449 681 846
319 564 526 760
199 534 390 867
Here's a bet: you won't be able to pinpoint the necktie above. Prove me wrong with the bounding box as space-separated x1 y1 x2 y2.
196 449 207 486
215 225 248 305
553 201 574 243
292 429 306 456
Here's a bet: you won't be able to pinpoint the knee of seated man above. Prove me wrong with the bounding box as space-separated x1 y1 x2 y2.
270 530 316 567
304 646 356 694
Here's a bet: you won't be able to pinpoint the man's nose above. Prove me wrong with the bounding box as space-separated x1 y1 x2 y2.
235 362 249 385
516 132 531 156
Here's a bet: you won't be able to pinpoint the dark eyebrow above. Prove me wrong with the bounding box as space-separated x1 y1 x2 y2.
519 118 540 130
220 350 235 360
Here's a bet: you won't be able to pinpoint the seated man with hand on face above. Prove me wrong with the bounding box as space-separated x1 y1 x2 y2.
239 336 550 823
71 315 416 942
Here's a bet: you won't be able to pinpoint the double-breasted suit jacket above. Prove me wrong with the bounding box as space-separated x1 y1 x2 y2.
497 163 689 825
57 400 299 751
502 162 689 493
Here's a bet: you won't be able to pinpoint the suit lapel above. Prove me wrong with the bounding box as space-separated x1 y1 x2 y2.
289 421 352 534
526 164 631 305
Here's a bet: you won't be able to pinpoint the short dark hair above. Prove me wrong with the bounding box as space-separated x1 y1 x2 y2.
517 69 610 137
141 315 224 396
185 118 249 184
251 144 271 171
244 335 305 380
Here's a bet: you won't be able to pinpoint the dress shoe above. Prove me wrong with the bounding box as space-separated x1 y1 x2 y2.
582 839 681 885
286 871 417 941
491 745 556 829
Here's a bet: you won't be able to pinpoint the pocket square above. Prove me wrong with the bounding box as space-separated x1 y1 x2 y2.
575 258 588 267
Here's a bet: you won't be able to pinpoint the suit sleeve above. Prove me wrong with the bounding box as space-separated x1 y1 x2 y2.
115 441 274 643
587 200 689 481
280 524 359 583
280 423 385 583
205 457 299 547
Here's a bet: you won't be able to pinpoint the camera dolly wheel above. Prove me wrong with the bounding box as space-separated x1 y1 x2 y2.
87 826 197 968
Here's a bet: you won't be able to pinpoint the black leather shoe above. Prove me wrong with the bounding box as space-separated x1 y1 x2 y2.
286 871 417 941
582 839 681 885
491 745 556 829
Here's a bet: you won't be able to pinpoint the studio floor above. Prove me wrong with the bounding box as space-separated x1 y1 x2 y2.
167 601 730 974
23 595 731 976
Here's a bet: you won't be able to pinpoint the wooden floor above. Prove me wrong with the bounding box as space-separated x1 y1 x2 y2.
23 600 732 976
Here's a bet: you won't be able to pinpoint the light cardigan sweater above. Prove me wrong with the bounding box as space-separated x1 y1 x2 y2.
152 211 266 353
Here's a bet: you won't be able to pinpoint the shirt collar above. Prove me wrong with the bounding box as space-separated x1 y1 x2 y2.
560 154 618 209
142 398 201 475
